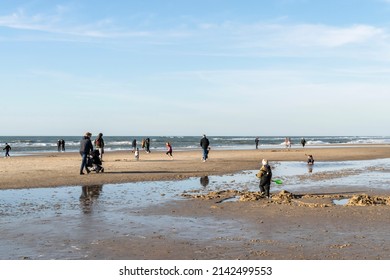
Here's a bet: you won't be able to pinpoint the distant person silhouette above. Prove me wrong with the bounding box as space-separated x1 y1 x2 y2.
3 143 11 158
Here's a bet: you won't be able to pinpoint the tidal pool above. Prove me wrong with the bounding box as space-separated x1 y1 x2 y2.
1 158 390 259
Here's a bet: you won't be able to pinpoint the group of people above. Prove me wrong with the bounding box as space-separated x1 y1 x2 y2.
79 133 212 174
78 132 316 200
254 137 308 149
254 137 314 198
130 135 211 162
57 139 66 152
79 132 105 175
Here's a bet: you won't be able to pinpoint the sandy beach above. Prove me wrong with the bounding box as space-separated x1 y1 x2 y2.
1 146 390 259
1 145 390 190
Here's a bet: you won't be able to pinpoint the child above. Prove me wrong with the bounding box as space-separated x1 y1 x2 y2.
307 154 314 165
165 142 173 159
256 159 272 198
134 148 139 161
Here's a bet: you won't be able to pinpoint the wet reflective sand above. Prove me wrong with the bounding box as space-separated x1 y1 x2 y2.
1 159 390 259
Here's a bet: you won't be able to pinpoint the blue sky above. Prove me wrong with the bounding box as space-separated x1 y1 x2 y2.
1 0 390 136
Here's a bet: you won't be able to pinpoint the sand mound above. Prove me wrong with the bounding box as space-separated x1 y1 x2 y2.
183 189 390 207
346 194 390 206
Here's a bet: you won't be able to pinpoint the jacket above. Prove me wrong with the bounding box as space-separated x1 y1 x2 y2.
80 137 93 154
200 137 210 149
256 164 272 186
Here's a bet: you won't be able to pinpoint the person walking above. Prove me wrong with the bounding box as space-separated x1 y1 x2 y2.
256 159 273 198
94 133 105 161
79 132 94 175
200 134 210 162
165 142 173 159
3 143 11 158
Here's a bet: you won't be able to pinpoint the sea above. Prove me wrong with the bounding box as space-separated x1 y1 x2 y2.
0 135 389 156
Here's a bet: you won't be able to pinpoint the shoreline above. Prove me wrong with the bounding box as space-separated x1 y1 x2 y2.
1 145 390 190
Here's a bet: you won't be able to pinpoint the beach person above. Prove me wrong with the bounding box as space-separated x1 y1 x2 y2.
145 138 151 153
255 137 259 149
285 137 291 149
3 143 11 158
57 139 61 152
141 139 145 150
165 142 173 159
94 133 105 161
256 159 273 198
79 132 94 175
131 139 137 153
301 138 307 148
307 154 314 165
61 139 65 152
135 148 140 161
200 134 210 162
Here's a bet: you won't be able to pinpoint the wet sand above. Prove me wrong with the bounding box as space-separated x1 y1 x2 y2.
1 146 390 259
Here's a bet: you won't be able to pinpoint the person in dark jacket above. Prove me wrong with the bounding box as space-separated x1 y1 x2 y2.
256 159 273 198
80 132 94 175
145 137 151 153
131 139 137 153
3 143 11 158
94 133 105 161
200 134 210 162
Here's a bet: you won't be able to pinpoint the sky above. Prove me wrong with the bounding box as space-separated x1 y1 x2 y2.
1 0 390 136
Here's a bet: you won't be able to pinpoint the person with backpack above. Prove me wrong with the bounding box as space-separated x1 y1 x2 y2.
256 159 273 198
94 133 105 161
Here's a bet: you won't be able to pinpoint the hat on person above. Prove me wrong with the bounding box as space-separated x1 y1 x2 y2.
262 159 268 165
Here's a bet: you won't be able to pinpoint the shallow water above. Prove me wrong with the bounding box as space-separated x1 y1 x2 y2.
333 198 350 206
1 158 390 259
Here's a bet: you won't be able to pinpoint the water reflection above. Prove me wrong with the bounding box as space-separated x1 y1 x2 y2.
79 185 103 214
200 176 209 188
307 164 313 173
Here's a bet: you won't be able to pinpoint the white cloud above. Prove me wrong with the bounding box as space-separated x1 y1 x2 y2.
0 8 150 39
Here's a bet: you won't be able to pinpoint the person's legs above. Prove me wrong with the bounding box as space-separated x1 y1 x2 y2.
264 184 270 198
80 152 90 174
259 184 265 194
202 148 207 161
99 148 103 160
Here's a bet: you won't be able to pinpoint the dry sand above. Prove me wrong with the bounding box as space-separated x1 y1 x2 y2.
2 146 390 259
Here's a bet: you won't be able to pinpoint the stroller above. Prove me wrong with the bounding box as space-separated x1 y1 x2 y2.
87 150 104 173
